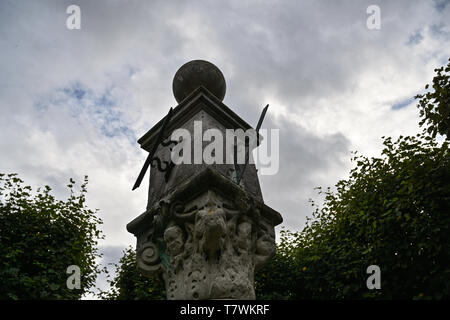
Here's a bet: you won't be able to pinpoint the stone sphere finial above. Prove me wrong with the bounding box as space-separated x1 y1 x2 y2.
172 60 226 103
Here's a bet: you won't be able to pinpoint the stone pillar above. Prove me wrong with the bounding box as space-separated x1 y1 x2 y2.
127 60 282 300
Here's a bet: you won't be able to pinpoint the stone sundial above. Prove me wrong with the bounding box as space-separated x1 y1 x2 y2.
127 60 282 300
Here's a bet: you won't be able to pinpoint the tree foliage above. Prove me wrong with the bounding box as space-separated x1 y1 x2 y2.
99 247 165 300
415 58 450 139
254 59 450 300
0 174 103 299
255 134 449 300
305 134 448 299
254 228 300 299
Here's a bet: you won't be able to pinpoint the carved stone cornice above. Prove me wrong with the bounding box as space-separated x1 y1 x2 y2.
137 86 253 153
127 167 282 236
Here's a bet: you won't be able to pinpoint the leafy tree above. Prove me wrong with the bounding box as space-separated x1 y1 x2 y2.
297 133 449 299
0 174 103 300
99 247 165 300
415 58 450 139
254 228 299 299
254 59 450 300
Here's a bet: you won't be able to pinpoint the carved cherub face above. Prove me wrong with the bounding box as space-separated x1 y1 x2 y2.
256 222 275 256
194 204 227 260
164 225 184 256
236 221 252 251
238 221 252 237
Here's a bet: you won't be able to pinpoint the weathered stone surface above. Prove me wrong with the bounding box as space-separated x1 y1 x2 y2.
127 61 282 300
139 87 263 209
127 168 281 300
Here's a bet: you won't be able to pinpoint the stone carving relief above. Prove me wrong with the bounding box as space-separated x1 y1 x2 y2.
135 190 276 300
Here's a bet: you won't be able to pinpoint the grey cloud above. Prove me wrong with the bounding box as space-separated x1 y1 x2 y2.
434 0 450 11
407 30 424 45
392 97 415 110
259 114 350 231
100 245 128 268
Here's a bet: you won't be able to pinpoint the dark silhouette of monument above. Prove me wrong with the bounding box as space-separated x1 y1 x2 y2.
127 60 282 299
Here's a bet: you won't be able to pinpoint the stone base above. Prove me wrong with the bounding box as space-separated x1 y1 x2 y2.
127 168 282 300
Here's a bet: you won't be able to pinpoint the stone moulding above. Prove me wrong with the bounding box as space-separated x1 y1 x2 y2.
137 86 252 153
127 167 282 234
127 167 282 300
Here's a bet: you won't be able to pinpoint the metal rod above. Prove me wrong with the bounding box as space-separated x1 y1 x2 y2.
132 107 174 190
236 104 269 185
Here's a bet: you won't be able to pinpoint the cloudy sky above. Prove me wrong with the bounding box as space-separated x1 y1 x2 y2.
1 0 449 297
